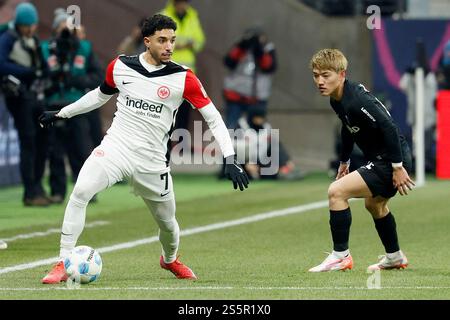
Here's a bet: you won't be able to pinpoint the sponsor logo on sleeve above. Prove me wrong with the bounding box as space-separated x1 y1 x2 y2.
361 107 376 122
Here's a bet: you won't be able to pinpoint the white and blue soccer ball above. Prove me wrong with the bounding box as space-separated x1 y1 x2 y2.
64 245 102 284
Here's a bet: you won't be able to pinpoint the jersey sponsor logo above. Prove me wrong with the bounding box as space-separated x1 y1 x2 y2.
157 86 170 99
361 107 376 122
125 96 163 113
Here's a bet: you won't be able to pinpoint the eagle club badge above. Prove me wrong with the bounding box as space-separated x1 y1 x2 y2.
157 86 170 99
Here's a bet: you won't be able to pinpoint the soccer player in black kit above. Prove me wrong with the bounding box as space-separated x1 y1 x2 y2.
308 49 415 272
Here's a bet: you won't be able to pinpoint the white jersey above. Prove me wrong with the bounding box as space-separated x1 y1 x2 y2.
106 53 214 172
58 53 234 173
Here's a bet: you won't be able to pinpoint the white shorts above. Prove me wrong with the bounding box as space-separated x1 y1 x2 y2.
87 136 174 202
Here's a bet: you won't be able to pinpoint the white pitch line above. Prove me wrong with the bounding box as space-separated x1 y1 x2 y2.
0 221 110 243
244 286 450 290
0 286 234 291
0 286 450 292
0 199 329 275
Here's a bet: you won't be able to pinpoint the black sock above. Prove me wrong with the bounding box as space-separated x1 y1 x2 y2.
329 208 352 252
374 212 400 254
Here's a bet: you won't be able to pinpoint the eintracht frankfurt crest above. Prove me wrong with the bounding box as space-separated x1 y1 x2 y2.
157 86 170 99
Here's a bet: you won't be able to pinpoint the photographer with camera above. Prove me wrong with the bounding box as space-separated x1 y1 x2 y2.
0 2 49 206
41 9 103 204
223 27 277 130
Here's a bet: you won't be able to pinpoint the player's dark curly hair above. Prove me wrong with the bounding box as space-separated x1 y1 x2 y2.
141 14 177 38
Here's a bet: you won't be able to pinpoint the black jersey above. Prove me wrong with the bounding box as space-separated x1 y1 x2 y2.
330 80 408 164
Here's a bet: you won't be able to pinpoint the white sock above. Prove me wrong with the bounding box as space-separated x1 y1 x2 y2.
386 250 402 260
59 157 109 260
332 249 350 258
143 198 179 264
159 220 180 264
59 194 87 260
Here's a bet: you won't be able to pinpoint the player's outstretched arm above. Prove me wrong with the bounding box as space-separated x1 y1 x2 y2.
39 57 119 129
198 103 249 191
38 87 114 129
183 69 248 190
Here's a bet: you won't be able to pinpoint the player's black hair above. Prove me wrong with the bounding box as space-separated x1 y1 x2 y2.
141 14 177 38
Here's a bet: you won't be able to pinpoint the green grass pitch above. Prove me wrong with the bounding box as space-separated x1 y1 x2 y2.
1 173 450 300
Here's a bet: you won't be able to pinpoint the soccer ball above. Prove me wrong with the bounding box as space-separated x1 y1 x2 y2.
64 245 102 284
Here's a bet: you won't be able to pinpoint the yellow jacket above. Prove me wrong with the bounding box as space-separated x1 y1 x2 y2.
161 1 205 71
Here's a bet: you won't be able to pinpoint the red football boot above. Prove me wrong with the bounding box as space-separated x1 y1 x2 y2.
160 256 197 280
42 261 68 284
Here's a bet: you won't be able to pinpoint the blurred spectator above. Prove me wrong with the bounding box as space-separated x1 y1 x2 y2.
0 16 12 34
0 2 50 206
116 17 146 56
399 42 437 173
41 8 103 203
161 0 205 146
223 27 277 130
436 39 450 90
221 107 302 180
161 0 205 71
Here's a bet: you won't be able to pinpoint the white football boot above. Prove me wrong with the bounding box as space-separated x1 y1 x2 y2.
0 240 7 250
367 250 408 271
309 251 353 272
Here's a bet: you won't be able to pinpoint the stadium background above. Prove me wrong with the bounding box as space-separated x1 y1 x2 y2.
1 0 450 302
1 0 449 179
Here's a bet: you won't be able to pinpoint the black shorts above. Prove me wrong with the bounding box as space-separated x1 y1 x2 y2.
357 156 412 199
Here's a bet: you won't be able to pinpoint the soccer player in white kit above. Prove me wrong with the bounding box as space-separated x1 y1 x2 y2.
40 14 249 283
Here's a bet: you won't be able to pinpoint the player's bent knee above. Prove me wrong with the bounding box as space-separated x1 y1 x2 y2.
158 218 179 233
70 188 92 205
328 182 344 202
365 199 388 218
71 183 96 204
364 202 376 213
370 208 387 219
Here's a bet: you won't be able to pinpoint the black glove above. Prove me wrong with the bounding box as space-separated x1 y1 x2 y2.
224 155 249 191
38 111 60 128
